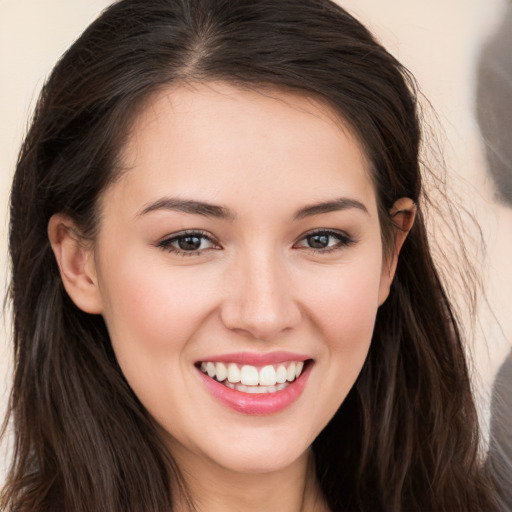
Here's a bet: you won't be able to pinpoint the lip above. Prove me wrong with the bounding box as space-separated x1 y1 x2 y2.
196 358 313 415
195 351 310 366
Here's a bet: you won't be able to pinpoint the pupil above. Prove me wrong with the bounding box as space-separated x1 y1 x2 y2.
308 234 329 249
179 236 201 250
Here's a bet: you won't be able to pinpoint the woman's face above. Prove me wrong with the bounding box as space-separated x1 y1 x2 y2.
89 83 393 475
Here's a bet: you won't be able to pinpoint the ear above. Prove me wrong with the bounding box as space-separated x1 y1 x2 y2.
48 214 103 314
378 197 416 305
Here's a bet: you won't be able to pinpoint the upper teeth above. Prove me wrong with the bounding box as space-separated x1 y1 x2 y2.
200 361 305 387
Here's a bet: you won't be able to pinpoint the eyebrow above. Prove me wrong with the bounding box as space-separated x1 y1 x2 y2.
138 198 235 219
137 196 368 220
294 197 369 219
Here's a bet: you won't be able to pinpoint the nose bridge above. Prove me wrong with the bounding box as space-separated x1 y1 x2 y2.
220 243 301 339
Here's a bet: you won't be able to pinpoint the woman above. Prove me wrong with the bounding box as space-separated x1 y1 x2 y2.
1 0 504 510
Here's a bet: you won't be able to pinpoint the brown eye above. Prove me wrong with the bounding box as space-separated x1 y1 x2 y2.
306 234 330 249
294 230 355 252
178 235 203 251
157 231 219 255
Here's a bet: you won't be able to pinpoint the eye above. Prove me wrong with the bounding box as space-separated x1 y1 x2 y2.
157 230 220 255
294 229 355 252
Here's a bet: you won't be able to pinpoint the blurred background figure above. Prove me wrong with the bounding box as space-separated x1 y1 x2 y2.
476 4 512 508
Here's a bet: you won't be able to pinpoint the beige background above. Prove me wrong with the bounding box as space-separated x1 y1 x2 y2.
1 0 511 481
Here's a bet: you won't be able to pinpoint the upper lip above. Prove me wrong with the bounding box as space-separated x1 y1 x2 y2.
196 351 311 366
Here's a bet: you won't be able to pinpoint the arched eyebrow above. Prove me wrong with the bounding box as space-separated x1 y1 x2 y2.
137 198 235 219
137 196 368 220
294 197 369 219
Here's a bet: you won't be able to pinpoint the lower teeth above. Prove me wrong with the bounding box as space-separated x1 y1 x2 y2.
222 380 289 393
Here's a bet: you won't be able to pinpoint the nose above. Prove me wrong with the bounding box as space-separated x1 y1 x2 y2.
220 248 302 340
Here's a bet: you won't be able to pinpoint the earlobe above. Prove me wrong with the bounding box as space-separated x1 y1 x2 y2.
48 214 103 314
378 198 416 305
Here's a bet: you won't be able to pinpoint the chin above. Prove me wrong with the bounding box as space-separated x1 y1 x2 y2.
205 439 311 475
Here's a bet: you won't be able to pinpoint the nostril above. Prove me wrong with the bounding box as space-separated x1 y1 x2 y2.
219 297 302 340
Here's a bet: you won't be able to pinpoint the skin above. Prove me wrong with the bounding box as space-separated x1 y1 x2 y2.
49 82 414 512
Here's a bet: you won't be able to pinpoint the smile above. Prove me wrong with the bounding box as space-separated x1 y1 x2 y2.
195 354 312 415
199 361 305 393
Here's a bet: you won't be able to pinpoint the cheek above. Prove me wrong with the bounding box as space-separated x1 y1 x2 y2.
97 255 219 361
304 252 381 376
301 260 382 349
297 258 382 420
96 256 223 429
320 281 378 383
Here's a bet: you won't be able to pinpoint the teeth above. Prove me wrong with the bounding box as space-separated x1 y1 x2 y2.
206 362 216 378
215 362 227 382
286 363 296 382
222 381 290 393
246 385 268 394
240 365 259 386
199 360 307 390
227 363 241 383
259 365 277 386
276 365 287 384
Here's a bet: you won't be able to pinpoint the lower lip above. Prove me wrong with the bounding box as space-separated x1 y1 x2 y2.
196 363 312 415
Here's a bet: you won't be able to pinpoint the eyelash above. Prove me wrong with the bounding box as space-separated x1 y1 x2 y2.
293 229 355 253
156 230 221 256
156 229 355 256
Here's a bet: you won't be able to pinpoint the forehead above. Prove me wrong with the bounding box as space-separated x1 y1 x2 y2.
112 82 377 218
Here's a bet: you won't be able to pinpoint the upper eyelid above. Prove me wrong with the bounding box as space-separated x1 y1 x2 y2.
295 228 353 241
156 230 220 248
158 229 215 241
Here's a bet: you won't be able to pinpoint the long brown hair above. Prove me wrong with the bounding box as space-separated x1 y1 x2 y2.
2 0 504 510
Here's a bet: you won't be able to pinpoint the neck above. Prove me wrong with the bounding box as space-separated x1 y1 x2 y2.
169 446 329 512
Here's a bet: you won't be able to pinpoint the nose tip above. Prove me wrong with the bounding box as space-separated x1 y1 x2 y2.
221 300 299 340
219 260 301 340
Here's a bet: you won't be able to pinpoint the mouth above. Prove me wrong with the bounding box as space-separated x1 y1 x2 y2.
194 355 313 415
197 360 307 394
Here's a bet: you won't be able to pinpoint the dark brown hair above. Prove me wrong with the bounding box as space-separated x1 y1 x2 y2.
2 0 504 510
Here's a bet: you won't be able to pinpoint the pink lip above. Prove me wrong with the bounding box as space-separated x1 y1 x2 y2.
196 351 309 366
196 360 312 415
